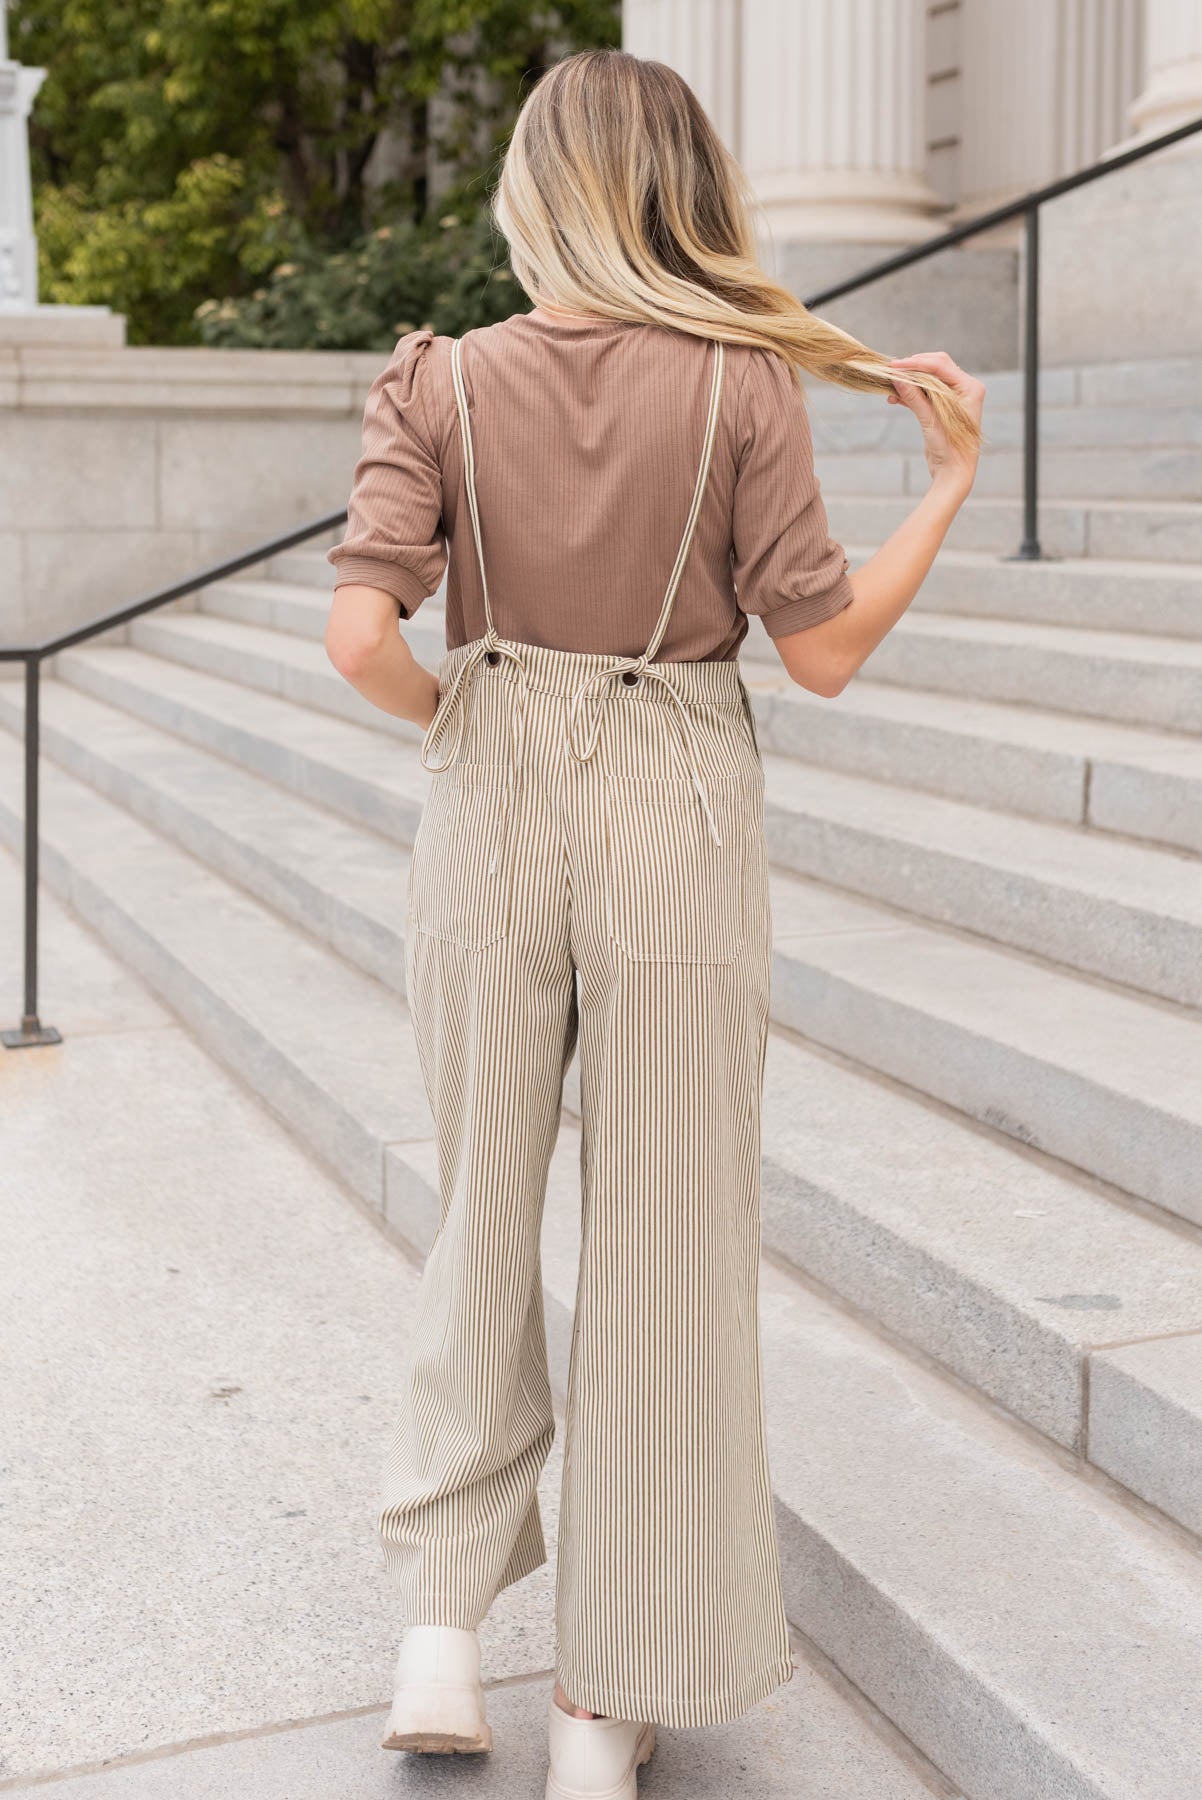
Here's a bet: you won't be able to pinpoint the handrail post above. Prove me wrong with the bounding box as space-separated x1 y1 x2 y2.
1008 202 1044 561
3 653 60 1049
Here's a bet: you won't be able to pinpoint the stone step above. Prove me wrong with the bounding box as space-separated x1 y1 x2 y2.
199 575 335 640
3 742 1202 1800
1088 1336 1202 1541
397 1129 1202 1800
1070 356 1202 410
753 1263 1202 1800
823 496 1202 564
205 571 452 667
766 875 1202 1231
52 644 429 845
26 647 1202 1229
805 354 1202 415
11 671 1202 1495
760 754 1202 1008
807 402 1202 457
906 547 1202 639
778 613 1202 735
124 608 422 741
812 446 1202 501
745 670 1202 854
271 547 345 590
0 677 418 995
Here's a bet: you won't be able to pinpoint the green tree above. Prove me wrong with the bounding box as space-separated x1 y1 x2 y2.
12 0 618 344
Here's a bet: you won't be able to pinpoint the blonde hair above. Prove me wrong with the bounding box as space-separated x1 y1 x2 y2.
494 48 980 457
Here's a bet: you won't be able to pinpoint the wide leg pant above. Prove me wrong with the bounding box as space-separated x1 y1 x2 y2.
379 637 793 1729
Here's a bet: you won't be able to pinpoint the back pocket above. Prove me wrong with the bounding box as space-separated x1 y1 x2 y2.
604 773 748 965
407 762 511 949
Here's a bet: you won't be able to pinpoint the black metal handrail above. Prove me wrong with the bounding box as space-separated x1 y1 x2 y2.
801 110 1202 563
1 509 346 1047
4 110 1201 1047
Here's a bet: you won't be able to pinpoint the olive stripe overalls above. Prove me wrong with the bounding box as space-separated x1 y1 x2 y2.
378 328 793 1730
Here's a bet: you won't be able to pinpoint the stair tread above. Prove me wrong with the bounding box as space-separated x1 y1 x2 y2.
889 611 1202 665
760 755 1202 917
748 663 1202 761
207 575 337 607
871 543 1202 584
753 1259 1202 1800
770 866 1200 1109
135 608 335 670
59 642 429 794
0 741 431 1149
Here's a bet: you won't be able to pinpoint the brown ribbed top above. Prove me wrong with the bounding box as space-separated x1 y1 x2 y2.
328 309 853 662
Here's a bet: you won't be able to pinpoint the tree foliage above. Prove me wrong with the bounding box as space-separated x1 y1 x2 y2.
11 1 618 344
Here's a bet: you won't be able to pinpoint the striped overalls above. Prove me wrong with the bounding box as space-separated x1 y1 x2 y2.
379 331 793 1730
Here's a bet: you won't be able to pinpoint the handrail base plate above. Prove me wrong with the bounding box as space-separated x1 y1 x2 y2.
3 1018 62 1049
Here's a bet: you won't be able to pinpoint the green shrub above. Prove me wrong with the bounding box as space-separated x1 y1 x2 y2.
195 202 530 351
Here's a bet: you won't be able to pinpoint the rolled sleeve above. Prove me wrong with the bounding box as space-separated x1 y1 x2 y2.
731 348 854 637
327 328 448 617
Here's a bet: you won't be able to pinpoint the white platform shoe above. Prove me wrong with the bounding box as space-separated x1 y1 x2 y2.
546 1693 657 1799
380 1624 492 1754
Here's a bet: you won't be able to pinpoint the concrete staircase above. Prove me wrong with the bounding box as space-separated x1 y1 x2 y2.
3 350 1202 1800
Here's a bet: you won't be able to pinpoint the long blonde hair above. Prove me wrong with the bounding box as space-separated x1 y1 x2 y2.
494 48 980 456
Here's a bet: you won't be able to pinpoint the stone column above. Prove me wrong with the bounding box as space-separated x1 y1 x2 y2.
957 0 1143 212
622 0 741 152
739 0 943 244
1127 0 1202 140
0 0 46 311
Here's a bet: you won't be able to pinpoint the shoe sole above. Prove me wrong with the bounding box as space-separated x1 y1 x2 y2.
381 1725 493 1754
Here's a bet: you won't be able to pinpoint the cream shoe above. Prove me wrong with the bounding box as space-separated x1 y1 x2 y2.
380 1624 492 1753
545 1693 656 1798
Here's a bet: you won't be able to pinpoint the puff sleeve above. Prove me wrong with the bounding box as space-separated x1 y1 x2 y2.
731 348 854 637
327 327 447 616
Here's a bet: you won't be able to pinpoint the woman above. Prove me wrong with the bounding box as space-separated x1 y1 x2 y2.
325 47 983 1800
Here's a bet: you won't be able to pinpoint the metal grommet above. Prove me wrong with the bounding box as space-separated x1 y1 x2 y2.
620 670 639 686
484 649 501 666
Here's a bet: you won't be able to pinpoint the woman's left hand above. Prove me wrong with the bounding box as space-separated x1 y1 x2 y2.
887 351 986 492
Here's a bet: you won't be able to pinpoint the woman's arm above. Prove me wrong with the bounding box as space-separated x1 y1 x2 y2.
773 351 986 697
324 584 440 729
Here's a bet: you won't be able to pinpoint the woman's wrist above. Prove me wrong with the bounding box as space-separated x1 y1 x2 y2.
929 463 975 509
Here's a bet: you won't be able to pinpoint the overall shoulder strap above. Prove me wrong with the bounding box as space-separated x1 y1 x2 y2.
641 338 725 664
450 334 498 639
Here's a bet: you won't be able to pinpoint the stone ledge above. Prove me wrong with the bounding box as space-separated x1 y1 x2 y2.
0 343 389 415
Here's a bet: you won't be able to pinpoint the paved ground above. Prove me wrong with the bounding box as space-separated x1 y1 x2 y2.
0 848 951 1798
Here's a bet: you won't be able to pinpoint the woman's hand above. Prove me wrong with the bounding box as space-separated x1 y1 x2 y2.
887 351 986 495
774 351 986 698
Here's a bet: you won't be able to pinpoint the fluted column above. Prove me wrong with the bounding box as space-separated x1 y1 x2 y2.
622 0 741 153
0 0 46 311
739 0 943 243
1127 0 1202 140
957 0 1142 211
